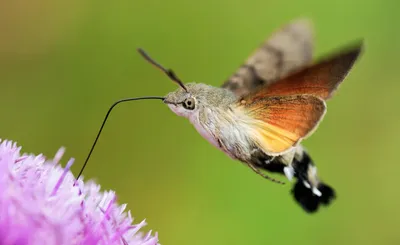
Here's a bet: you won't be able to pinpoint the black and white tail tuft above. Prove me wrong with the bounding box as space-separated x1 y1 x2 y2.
291 150 336 213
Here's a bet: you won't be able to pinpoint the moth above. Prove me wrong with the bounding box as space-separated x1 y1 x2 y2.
78 19 363 213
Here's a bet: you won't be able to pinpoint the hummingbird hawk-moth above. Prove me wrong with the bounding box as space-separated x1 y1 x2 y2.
78 19 363 213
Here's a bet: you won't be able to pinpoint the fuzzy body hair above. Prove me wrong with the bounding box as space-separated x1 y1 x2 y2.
165 83 281 163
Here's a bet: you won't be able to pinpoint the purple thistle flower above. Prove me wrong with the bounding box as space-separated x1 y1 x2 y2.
0 140 160 245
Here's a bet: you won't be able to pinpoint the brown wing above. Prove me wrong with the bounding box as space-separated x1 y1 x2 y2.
222 19 314 98
237 95 326 155
244 41 363 102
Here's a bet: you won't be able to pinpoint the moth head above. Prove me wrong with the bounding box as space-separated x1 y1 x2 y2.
163 83 204 118
165 81 240 118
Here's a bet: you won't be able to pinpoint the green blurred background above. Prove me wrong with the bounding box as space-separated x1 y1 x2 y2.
0 0 399 244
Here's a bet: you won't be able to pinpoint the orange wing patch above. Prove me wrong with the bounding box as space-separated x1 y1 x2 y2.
246 41 363 101
239 95 326 155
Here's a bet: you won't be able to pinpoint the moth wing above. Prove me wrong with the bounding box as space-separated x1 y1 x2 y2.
237 95 326 155
246 41 363 101
222 19 314 97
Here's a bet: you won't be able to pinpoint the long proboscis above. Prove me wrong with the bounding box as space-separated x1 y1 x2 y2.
76 96 165 180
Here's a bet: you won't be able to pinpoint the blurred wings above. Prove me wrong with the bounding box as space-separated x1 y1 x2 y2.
223 18 363 155
246 42 363 101
232 38 363 155
222 19 314 98
238 95 326 155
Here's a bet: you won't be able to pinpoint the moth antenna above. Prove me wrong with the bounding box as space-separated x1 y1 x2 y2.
137 48 188 92
76 96 165 180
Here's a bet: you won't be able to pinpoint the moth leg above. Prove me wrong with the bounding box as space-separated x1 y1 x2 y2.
264 156 275 164
250 148 286 176
251 149 278 168
247 163 285 185
251 147 296 183
264 157 294 182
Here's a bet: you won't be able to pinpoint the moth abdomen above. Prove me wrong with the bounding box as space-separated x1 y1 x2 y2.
250 147 336 213
291 150 336 213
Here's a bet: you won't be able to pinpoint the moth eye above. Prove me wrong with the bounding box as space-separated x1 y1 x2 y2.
183 97 195 110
